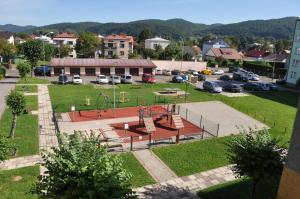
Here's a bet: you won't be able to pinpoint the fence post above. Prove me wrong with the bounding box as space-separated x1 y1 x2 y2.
130 136 133 151
177 105 180 115
148 134 152 149
200 115 203 128
185 109 188 120
136 96 139 106
216 124 220 137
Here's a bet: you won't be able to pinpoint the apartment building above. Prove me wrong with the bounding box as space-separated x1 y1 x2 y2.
287 18 300 86
103 34 134 59
53 32 78 58
145 37 170 50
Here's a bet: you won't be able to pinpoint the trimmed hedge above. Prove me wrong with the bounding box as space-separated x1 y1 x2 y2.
0 66 6 79
243 61 287 76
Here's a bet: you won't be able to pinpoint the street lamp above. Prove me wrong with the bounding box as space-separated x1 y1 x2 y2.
180 36 184 72
112 61 118 117
42 32 53 79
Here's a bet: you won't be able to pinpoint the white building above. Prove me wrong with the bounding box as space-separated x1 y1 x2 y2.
53 32 78 58
145 37 170 50
287 18 300 85
0 31 14 45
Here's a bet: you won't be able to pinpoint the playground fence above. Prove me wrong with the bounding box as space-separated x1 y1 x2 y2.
176 105 220 137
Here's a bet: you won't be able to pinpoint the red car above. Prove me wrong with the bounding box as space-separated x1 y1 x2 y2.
142 73 156 83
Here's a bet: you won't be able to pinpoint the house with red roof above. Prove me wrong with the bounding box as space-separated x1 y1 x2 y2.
205 48 243 61
103 33 134 59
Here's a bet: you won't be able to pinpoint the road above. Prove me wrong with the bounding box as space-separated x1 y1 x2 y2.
0 78 18 118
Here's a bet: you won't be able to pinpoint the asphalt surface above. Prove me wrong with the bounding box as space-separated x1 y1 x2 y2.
0 77 18 118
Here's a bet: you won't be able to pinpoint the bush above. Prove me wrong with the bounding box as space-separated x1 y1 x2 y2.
207 60 218 67
0 135 14 161
0 66 6 79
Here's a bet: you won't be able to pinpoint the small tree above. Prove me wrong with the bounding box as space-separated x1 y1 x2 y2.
23 40 43 76
6 91 26 138
227 130 287 199
35 132 135 199
76 32 100 58
16 60 31 82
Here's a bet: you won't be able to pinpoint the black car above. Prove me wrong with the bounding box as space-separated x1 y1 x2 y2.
233 72 249 82
58 74 68 84
243 82 262 91
197 74 206 81
229 66 241 73
276 79 286 85
171 70 180 75
219 75 232 81
223 84 242 93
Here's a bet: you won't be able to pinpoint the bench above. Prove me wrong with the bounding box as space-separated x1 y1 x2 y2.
152 137 173 144
183 132 203 140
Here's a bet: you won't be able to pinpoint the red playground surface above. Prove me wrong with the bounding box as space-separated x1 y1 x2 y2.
112 117 203 142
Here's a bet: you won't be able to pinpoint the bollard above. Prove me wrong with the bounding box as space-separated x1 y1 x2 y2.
185 109 188 120
130 136 133 151
148 134 152 148
200 115 203 128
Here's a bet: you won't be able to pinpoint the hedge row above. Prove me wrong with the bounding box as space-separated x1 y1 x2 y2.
0 66 6 79
243 61 287 76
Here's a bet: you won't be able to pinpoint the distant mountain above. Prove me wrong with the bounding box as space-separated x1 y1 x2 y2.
0 17 297 39
0 24 36 32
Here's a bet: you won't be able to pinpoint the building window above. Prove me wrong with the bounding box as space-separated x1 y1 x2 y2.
67 41 73 45
108 51 113 56
296 48 300 55
290 71 297 79
296 36 300 42
108 43 114 48
292 59 300 67
120 51 125 56
120 43 125 48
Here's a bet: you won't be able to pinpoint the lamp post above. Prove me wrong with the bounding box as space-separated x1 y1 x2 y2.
42 32 53 79
180 36 184 72
113 61 118 117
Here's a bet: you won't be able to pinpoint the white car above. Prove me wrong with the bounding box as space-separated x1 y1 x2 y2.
163 70 172 76
155 69 163 75
110 75 121 84
213 69 225 75
96 75 109 84
72 75 83 84
121 74 133 84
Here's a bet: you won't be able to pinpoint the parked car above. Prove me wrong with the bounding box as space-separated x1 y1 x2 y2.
187 69 198 76
171 70 180 75
243 82 262 91
162 70 172 76
34 66 51 76
219 75 232 81
58 74 68 84
172 75 183 83
201 69 213 75
276 79 286 85
181 74 189 82
96 75 109 84
258 82 279 91
72 75 83 84
228 66 241 73
110 75 121 84
197 74 206 81
142 73 156 83
203 81 222 93
233 72 249 82
121 74 133 84
156 69 163 75
213 69 224 75
247 73 260 81
223 84 242 93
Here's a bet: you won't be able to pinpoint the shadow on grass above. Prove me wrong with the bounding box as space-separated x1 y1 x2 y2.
197 178 279 199
251 91 299 108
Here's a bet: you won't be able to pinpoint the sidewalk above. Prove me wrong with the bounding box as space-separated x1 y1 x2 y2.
133 149 177 182
0 155 41 170
134 165 236 199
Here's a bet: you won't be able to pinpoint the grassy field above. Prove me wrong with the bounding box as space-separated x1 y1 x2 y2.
197 178 279 199
15 85 38 93
0 166 39 199
0 96 39 157
18 77 49 84
119 153 155 187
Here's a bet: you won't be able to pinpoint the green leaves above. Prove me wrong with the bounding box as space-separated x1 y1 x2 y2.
35 132 136 199
0 135 14 161
6 91 26 116
16 60 31 79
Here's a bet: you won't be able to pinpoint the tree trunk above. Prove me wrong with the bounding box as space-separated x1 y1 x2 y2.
9 114 18 138
251 179 258 199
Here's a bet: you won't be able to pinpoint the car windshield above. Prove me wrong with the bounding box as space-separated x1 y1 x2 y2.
211 82 219 87
113 76 120 79
74 77 80 79
126 76 132 79
99 76 106 79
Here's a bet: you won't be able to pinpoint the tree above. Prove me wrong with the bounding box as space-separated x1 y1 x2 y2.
128 52 140 59
35 132 135 198
54 44 71 58
183 52 193 61
75 32 100 58
164 43 182 60
0 66 6 80
6 91 26 138
16 60 31 81
0 38 16 64
23 40 43 75
0 135 14 161
227 130 287 199
138 29 151 43
43 43 55 61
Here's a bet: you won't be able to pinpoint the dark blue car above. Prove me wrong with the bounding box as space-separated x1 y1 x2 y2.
34 66 51 76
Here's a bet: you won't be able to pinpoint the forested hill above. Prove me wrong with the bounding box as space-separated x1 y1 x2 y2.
0 17 297 39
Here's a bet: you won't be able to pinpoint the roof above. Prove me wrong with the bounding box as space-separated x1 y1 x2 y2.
263 53 290 62
54 32 77 39
208 48 242 60
203 39 229 46
0 31 13 40
145 37 170 42
245 49 268 58
104 34 134 42
49 58 156 68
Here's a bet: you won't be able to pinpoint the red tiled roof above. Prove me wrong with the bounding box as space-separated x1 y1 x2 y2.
54 32 77 39
49 58 156 68
0 31 13 40
245 49 268 58
104 34 134 42
209 48 242 60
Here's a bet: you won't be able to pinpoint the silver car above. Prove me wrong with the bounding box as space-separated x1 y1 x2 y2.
121 75 133 84
203 81 222 93
110 75 121 84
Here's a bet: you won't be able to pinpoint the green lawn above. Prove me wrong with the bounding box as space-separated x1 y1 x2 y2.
119 153 155 187
0 96 39 157
15 85 38 93
197 178 279 199
0 166 39 199
18 77 49 84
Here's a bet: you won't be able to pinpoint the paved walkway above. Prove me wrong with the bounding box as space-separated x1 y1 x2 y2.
133 149 177 182
0 78 18 118
134 165 236 199
0 155 41 170
38 85 59 174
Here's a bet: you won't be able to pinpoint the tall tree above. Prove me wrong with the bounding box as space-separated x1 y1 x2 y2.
138 29 151 43
23 40 43 75
227 130 287 199
16 60 31 82
164 43 182 60
75 32 100 58
35 132 135 199
54 44 71 58
43 43 55 61
0 38 16 64
6 91 26 138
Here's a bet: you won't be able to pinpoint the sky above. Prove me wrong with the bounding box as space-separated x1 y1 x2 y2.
0 0 300 26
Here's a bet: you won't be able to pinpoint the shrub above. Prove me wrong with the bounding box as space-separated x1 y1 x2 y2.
0 66 6 79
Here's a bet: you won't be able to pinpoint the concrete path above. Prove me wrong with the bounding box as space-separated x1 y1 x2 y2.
133 149 177 182
0 78 18 118
134 165 236 199
38 85 59 174
0 155 41 170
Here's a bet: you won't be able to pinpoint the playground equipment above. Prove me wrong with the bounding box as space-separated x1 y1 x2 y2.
96 92 111 117
118 92 130 103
